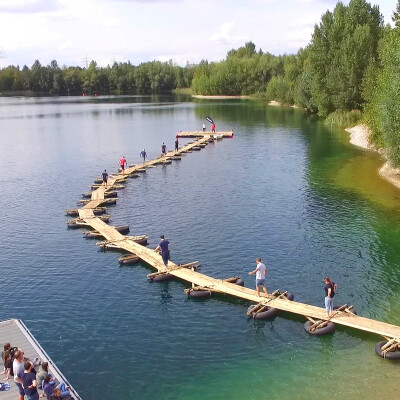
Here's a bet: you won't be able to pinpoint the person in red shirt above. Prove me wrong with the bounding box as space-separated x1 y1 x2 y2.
211 124 216 133
119 156 127 174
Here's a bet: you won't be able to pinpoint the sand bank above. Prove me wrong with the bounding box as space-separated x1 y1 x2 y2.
268 100 299 109
346 124 400 190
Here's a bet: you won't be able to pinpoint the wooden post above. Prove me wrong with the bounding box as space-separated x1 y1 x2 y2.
309 304 348 332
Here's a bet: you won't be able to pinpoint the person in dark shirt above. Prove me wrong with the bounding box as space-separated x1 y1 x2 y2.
19 361 38 400
155 235 170 267
102 170 108 188
174 138 179 151
140 149 147 163
161 143 167 156
324 277 337 317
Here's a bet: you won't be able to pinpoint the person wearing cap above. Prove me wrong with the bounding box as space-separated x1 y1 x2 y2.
248 258 268 297
155 235 170 268
323 277 338 317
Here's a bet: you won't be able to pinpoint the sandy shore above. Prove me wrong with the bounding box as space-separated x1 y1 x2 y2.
192 95 250 99
346 124 400 190
268 100 299 109
345 124 375 150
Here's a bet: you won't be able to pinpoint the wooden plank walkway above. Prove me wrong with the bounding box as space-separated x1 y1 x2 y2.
0 319 81 400
71 132 400 342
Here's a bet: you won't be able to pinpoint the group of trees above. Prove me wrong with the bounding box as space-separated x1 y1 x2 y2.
0 0 399 165
0 59 194 95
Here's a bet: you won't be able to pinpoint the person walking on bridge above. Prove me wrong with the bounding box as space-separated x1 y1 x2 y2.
140 149 147 163
175 138 179 152
155 235 170 268
161 142 167 157
102 169 108 188
249 258 268 297
119 156 127 174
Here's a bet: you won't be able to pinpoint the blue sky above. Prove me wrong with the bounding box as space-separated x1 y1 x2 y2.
0 0 396 68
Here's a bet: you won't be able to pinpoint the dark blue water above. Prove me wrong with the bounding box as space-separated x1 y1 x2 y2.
0 96 400 399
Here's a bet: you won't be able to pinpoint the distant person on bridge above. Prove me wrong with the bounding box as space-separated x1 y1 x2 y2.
323 277 337 317
175 138 179 151
211 123 216 133
161 142 167 156
249 258 268 297
202 122 206 132
119 156 127 174
140 149 147 163
102 169 108 187
155 235 170 268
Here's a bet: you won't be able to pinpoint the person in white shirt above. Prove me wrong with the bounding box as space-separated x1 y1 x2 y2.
249 257 269 297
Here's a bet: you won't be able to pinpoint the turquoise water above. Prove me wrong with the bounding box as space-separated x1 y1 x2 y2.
0 96 399 399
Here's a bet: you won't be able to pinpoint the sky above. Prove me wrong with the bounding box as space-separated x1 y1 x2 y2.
0 0 397 68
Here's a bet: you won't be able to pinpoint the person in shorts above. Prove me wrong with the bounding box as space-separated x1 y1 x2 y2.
155 235 170 268
102 169 108 187
249 257 268 297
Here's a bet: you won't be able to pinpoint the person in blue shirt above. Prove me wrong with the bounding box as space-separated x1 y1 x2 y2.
140 149 147 163
155 235 170 267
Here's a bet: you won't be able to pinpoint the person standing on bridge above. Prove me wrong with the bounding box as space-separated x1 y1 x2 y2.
211 123 216 133
202 122 206 132
155 235 170 268
175 138 179 152
102 169 108 188
161 142 167 157
140 149 147 163
249 258 268 297
119 156 127 174
323 277 337 317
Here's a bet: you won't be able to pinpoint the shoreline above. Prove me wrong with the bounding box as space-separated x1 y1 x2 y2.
345 124 400 190
192 95 250 99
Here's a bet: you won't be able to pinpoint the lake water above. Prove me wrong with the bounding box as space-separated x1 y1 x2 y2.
0 96 399 400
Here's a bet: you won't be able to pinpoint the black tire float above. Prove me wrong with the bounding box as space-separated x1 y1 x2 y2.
129 174 139 178
247 304 278 320
67 222 81 229
285 292 294 301
94 178 103 184
304 321 335 336
187 289 212 298
119 256 140 265
82 192 92 198
234 277 244 286
114 225 130 234
151 274 174 282
104 191 118 198
375 341 400 360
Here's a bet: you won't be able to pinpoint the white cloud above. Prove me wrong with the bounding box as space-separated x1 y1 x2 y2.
211 22 245 45
59 41 72 51
0 0 62 13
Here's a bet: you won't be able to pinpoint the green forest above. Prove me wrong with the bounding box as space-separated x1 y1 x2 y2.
0 0 399 165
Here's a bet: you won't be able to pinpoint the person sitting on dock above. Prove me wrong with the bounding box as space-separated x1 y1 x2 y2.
36 361 51 392
102 170 108 188
249 258 268 297
324 277 337 317
43 375 70 400
161 142 167 156
48 385 70 400
155 235 170 268
140 149 147 163
175 138 179 151
119 156 127 174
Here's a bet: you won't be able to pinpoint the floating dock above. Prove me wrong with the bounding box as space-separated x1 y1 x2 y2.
0 319 81 399
67 131 400 358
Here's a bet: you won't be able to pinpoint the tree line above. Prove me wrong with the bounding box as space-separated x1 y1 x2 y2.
0 59 194 95
0 0 399 165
